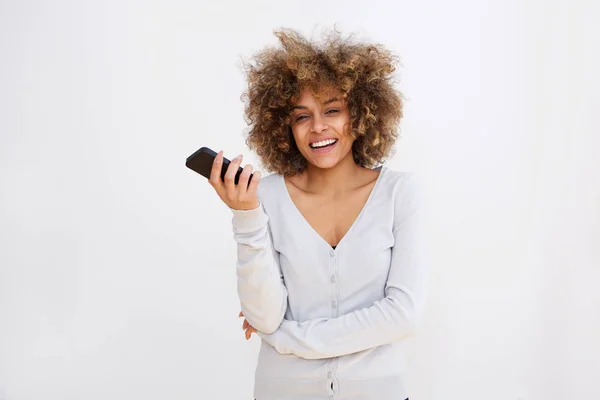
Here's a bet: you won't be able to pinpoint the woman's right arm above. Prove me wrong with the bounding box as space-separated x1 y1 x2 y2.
231 205 288 334
209 151 288 334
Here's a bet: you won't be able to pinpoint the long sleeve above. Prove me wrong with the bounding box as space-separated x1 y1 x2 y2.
257 174 428 359
231 201 288 334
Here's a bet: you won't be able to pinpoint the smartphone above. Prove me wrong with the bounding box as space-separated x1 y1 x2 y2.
185 147 253 185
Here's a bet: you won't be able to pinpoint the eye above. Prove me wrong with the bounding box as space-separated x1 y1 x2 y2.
326 109 340 115
295 115 308 122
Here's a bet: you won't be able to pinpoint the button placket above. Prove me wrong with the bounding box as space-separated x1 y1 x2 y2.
330 249 339 317
326 371 335 397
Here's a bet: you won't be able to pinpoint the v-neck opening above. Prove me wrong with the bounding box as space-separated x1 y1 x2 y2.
279 165 387 253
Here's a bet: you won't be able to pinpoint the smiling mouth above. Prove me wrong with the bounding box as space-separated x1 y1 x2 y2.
309 139 338 149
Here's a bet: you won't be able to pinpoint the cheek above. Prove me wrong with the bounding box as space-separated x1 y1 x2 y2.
290 128 307 148
340 119 352 135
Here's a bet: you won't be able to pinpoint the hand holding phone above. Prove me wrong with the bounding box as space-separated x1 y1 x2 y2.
209 151 261 211
185 147 261 211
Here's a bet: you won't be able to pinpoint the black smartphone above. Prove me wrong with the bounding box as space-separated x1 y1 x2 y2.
185 147 253 185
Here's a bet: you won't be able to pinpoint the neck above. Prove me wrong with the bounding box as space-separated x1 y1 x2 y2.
303 153 363 195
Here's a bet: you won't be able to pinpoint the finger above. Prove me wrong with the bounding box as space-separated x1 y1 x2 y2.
243 319 249 330
246 170 261 197
224 154 243 198
239 164 254 191
209 150 225 190
248 326 257 339
239 311 244 317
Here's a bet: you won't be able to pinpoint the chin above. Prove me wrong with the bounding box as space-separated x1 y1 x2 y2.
309 159 339 170
306 152 350 170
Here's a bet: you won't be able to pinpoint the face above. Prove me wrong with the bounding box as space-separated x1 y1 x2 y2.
290 88 355 170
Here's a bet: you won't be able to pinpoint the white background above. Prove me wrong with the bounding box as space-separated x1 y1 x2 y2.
1 1 599 399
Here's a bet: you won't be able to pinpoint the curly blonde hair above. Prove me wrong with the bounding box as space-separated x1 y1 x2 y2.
241 28 404 176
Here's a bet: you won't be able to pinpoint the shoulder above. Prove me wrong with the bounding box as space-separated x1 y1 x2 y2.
379 166 420 199
256 172 281 197
378 166 425 220
255 172 284 214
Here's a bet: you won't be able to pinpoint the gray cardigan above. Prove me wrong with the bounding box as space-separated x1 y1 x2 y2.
230 165 428 400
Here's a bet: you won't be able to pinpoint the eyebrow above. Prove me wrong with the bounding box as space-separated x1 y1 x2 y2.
292 97 341 110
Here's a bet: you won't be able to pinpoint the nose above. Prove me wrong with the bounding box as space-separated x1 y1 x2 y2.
310 114 328 133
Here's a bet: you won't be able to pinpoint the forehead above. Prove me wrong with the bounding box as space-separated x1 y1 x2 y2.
294 88 344 105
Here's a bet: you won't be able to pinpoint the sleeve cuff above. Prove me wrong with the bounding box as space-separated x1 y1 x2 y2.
257 329 281 351
229 201 269 231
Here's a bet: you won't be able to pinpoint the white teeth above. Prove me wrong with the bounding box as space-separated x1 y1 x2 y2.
310 139 337 148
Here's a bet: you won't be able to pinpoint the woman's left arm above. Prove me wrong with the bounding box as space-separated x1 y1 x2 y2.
256 174 429 360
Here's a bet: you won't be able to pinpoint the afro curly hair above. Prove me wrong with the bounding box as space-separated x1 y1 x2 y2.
241 27 404 176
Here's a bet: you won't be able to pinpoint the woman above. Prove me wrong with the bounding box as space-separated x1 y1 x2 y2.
209 28 428 400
